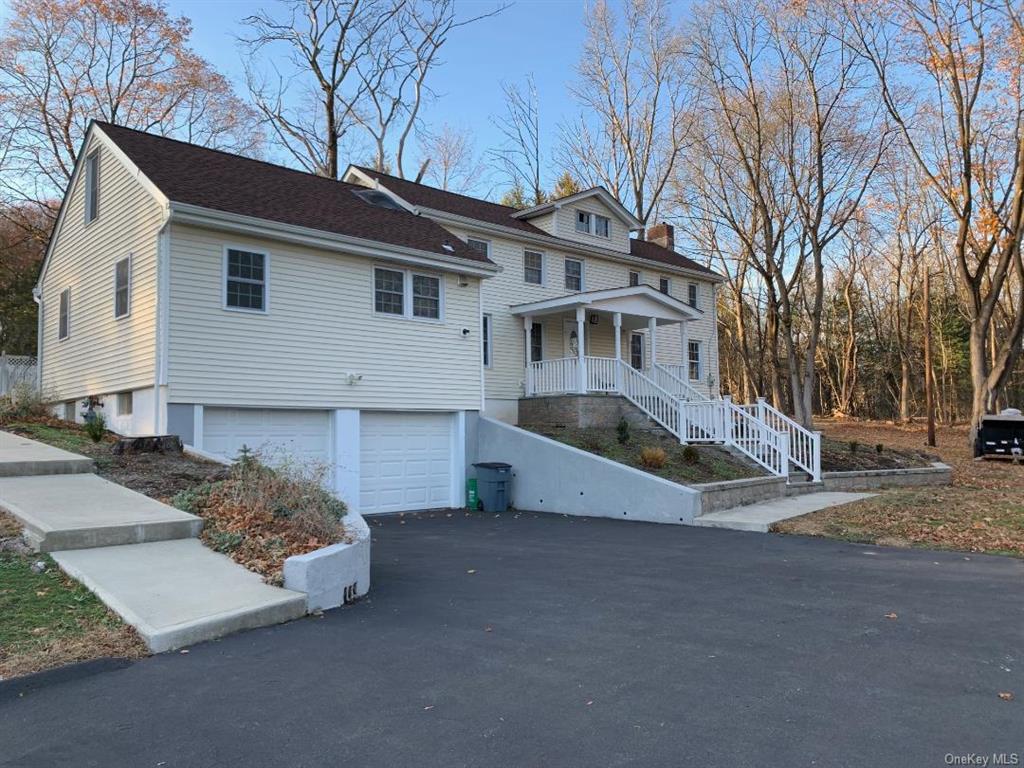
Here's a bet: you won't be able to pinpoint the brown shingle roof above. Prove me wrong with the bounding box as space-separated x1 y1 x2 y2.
95 122 491 265
353 166 720 279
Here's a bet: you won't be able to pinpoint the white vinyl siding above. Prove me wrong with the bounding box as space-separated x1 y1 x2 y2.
40 134 162 401
167 224 481 410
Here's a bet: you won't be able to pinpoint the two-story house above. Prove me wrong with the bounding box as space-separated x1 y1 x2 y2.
34 122 731 517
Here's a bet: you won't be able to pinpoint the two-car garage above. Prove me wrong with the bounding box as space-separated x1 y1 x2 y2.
201 407 459 515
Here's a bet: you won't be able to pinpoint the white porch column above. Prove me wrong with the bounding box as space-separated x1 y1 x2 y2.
679 321 688 377
613 312 623 392
523 315 534 396
576 306 587 393
648 317 657 370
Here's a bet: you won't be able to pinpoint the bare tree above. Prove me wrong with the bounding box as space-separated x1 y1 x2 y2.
489 75 546 206
842 0 1024 443
559 0 693 224
418 123 485 193
0 0 259 227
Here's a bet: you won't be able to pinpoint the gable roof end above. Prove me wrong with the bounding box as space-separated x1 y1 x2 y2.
509 187 643 230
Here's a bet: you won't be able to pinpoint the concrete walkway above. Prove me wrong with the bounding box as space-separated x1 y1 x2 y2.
0 429 305 652
0 430 93 477
694 491 874 532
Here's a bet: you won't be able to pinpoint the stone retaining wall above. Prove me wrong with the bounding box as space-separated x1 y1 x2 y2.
821 462 952 491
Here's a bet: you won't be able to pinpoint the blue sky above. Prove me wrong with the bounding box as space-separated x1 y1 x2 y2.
165 0 591 192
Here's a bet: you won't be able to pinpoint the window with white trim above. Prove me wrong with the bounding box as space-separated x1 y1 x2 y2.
482 313 492 367
85 151 99 224
59 288 70 340
594 214 610 238
374 267 443 321
565 258 583 291
524 250 543 285
688 282 698 308
688 340 702 380
576 210 591 233
117 391 133 416
114 256 131 318
64 402 76 422
575 209 612 238
629 270 640 287
412 274 441 319
659 277 671 295
630 332 644 370
225 248 267 311
467 238 490 258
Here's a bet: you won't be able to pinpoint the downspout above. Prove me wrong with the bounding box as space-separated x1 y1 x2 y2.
154 207 171 434
32 285 42 393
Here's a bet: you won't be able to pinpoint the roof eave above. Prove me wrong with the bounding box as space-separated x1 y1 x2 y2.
168 202 500 277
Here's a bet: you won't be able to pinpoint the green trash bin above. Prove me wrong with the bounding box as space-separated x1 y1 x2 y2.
473 462 512 512
466 478 479 510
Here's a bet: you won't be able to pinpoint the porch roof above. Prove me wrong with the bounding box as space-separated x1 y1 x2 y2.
510 284 701 324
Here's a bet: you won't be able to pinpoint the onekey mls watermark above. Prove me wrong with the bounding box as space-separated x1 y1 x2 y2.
944 754 1020 766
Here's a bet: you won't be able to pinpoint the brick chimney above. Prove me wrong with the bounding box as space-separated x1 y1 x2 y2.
646 222 675 251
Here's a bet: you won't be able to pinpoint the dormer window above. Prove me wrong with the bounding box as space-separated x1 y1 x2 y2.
575 210 611 238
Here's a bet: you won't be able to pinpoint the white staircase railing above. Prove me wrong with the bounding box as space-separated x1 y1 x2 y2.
617 360 681 437
743 398 821 481
651 364 706 402
724 399 789 478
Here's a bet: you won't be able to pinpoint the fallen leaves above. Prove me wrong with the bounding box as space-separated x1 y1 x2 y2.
998 692 1014 701
884 612 898 620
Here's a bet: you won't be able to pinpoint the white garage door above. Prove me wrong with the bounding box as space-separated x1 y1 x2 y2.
360 412 454 514
203 408 331 466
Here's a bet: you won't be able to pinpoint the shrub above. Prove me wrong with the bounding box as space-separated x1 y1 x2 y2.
83 412 106 443
580 434 604 454
0 383 51 425
640 446 668 469
616 417 631 445
848 440 859 454
876 443 884 454
170 483 212 514
681 445 700 464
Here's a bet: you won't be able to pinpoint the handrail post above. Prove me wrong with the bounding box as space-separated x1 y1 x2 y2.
721 395 733 445
812 430 822 482
678 400 687 444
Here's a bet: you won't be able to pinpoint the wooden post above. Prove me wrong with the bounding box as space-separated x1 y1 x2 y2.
924 270 936 447
613 312 623 392
576 307 586 393
648 317 657 371
523 315 534 396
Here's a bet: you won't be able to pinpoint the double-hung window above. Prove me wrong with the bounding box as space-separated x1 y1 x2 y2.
576 210 591 234
524 250 543 285
114 256 131 318
630 333 644 370
467 238 490 258
575 209 611 238
529 322 543 362
374 267 442 320
225 248 267 311
85 151 99 224
565 259 583 291
688 282 699 308
629 270 640 287
688 340 702 381
412 274 441 319
482 313 492 367
594 215 610 238
659 277 671 295
58 288 70 340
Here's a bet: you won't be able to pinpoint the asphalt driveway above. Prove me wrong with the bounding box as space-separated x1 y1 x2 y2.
2 511 1022 767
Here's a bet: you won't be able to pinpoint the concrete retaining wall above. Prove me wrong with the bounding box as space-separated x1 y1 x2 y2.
518 394 664 433
693 476 787 516
475 416 701 524
283 511 371 612
822 462 952 491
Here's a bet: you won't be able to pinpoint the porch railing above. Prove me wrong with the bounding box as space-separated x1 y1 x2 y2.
527 356 578 396
651 364 707 403
586 356 618 392
617 359 681 436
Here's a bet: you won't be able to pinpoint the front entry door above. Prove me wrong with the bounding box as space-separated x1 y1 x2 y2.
563 319 584 358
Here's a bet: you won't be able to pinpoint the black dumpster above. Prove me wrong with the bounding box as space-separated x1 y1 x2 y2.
473 462 512 512
976 411 1024 459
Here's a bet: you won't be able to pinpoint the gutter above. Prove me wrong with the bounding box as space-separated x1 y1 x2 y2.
168 202 501 279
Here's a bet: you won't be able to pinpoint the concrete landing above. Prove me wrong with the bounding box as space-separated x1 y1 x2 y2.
0 473 202 551
693 492 874 533
53 539 307 653
0 430 94 477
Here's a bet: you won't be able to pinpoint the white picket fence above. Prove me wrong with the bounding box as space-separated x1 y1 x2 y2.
0 354 37 395
526 355 820 482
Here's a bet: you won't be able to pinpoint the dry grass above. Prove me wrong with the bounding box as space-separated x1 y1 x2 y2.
776 419 1024 557
0 510 146 680
172 453 351 585
639 446 668 469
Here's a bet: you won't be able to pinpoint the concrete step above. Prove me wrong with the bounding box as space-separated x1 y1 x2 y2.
0 473 202 552
693 491 875 533
0 430 94 477
53 539 307 653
